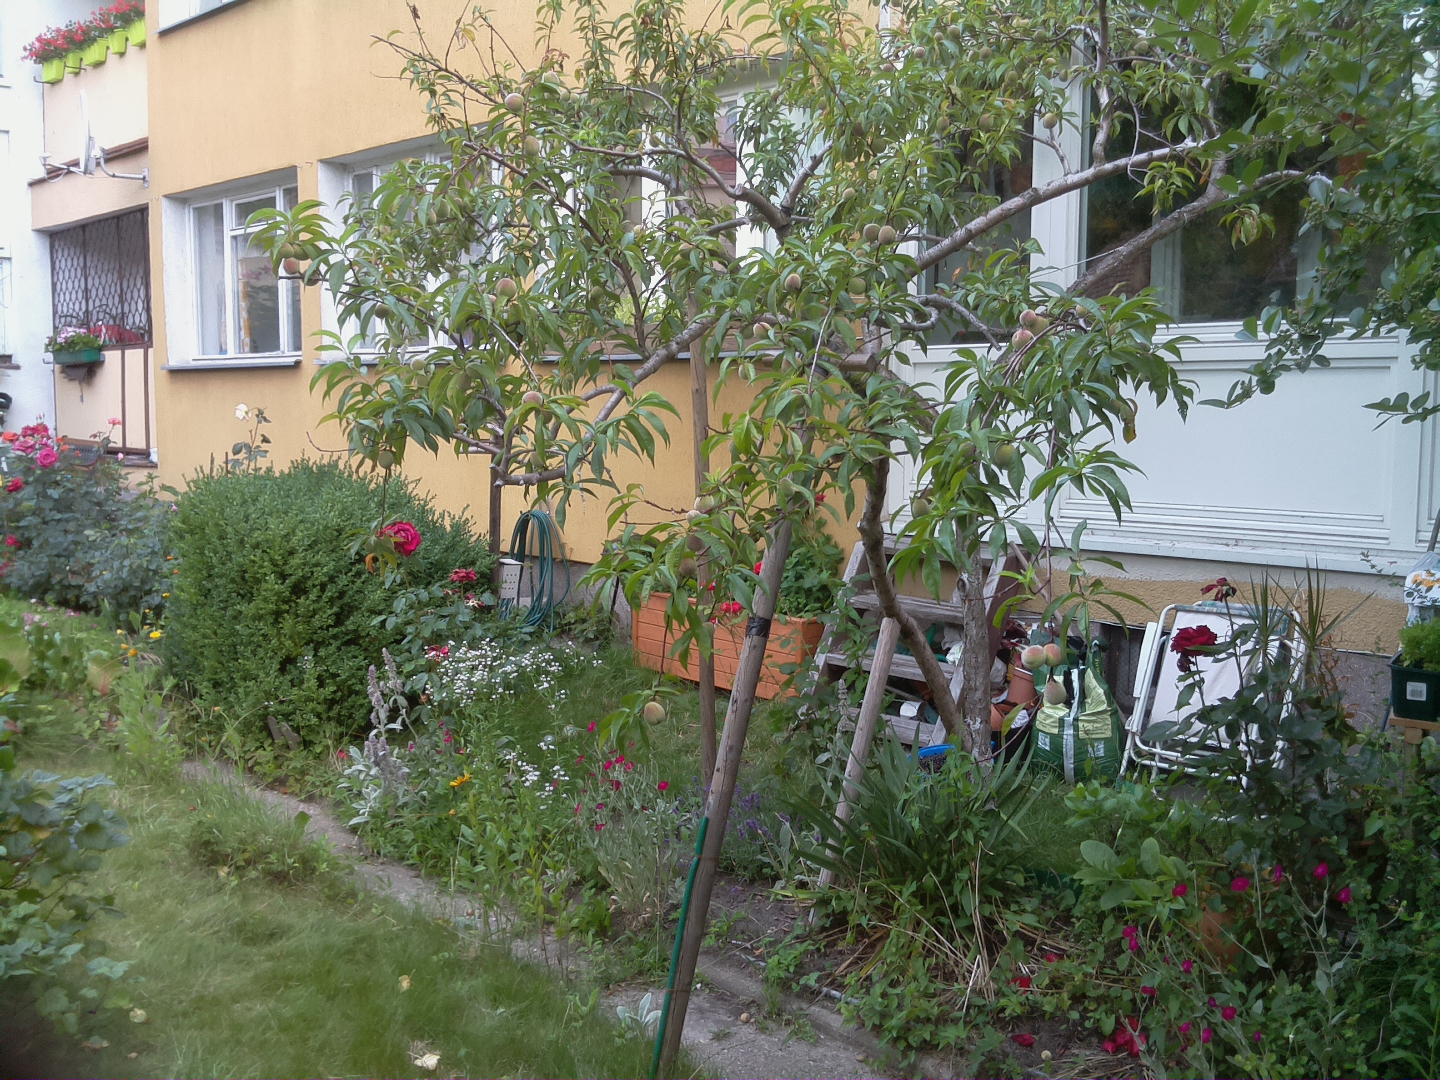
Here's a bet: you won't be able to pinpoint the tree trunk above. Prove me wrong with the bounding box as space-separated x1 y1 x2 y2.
961 561 993 754
656 519 793 1075
855 457 969 746
489 456 504 585
690 304 717 787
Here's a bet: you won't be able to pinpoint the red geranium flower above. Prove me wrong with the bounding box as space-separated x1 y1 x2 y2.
380 520 422 556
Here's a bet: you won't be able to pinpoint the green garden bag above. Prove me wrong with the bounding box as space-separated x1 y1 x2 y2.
1032 651 1122 784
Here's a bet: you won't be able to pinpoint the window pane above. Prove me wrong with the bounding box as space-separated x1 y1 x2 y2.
1085 182 1309 322
233 194 275 226
286 279 301 352
232 232 280 353
195 203 228 355
282 186 298 211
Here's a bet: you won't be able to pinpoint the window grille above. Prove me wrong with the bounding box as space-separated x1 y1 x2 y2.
49 208 151 344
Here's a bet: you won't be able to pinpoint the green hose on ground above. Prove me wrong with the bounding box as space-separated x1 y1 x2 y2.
651 815 709 1079
506 508 570 630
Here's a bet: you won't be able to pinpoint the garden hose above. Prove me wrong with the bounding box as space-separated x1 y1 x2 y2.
506 509 570 630
651 815 709 1079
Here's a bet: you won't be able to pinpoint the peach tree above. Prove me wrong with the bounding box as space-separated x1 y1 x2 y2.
254 0 1418 755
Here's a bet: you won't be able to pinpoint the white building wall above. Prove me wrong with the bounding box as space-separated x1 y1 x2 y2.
0 0 96 431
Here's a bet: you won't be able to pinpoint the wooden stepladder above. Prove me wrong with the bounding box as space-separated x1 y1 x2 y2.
810 538 1025 748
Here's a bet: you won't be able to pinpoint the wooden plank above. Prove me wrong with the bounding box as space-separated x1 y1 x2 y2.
815 618 901 898
816 650 958 683
850 592 969 624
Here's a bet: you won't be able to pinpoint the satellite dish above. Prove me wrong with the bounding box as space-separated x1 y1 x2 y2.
77 90 96 176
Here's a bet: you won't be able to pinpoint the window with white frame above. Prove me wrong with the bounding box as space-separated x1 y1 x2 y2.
191 186 300 356
158 0 244 30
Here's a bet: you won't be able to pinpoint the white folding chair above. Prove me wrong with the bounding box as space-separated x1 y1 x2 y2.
1121 603 1304 777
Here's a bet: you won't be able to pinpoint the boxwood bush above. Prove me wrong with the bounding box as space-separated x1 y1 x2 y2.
165 461 492 748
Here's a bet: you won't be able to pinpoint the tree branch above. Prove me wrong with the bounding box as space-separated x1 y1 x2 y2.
915 144 1194 273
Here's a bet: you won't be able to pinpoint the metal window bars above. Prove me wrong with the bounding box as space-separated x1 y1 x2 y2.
49 207 151 344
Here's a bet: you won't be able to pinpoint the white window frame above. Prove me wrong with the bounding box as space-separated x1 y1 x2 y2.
158 0 245 31
161 167 300 367
188 184 300 360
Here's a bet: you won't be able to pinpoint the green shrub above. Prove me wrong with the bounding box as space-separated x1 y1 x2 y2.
0 426 170 621
165 460 493 749
1399 617 1440 670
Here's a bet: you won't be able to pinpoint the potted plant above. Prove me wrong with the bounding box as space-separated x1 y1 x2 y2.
82 35 109 67
41 57 66 83
1392 618 1440 721
127 17 146 48
633 529 842 700
47 330 105 381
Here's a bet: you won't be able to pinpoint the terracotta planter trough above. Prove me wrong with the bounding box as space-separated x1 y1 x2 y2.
632 591 824 700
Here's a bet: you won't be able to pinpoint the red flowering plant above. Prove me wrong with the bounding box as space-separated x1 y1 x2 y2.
23 2 144 63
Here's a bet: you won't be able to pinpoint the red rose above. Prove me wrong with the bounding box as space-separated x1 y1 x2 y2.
1171 625 1218 671
380 520 422 556
449 567 477 584
6 478 23 493
3 535 18 548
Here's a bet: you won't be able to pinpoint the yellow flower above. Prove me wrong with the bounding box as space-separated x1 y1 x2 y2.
115 629 125 636
449 772 471 789
162 592 170 598
149 630 162 639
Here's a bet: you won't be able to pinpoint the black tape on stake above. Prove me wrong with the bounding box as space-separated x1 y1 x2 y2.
745 616 773 638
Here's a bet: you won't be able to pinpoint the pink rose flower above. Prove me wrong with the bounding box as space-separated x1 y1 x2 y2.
380 520 422 556
35 447 58 469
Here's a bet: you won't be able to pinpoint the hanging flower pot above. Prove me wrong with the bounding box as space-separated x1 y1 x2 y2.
108 29 129 55
64 50 83 73
81 38 108 67
41 57 65 83
126 19 147 48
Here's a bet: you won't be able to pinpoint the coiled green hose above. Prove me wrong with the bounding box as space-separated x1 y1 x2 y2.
506 508 570 630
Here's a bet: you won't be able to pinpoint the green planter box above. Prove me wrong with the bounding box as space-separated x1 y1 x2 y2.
82 39 108 67
1390 653 1440 722
53 348 103 366
64 50 83 73
108 29 129 55
41 58 65 83
127 19 147 47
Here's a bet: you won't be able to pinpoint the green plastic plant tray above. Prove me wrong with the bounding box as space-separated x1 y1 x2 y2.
53 348 103 365
1390 652 1440 722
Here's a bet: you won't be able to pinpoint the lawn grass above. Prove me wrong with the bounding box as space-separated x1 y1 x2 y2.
2 710 665 1079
